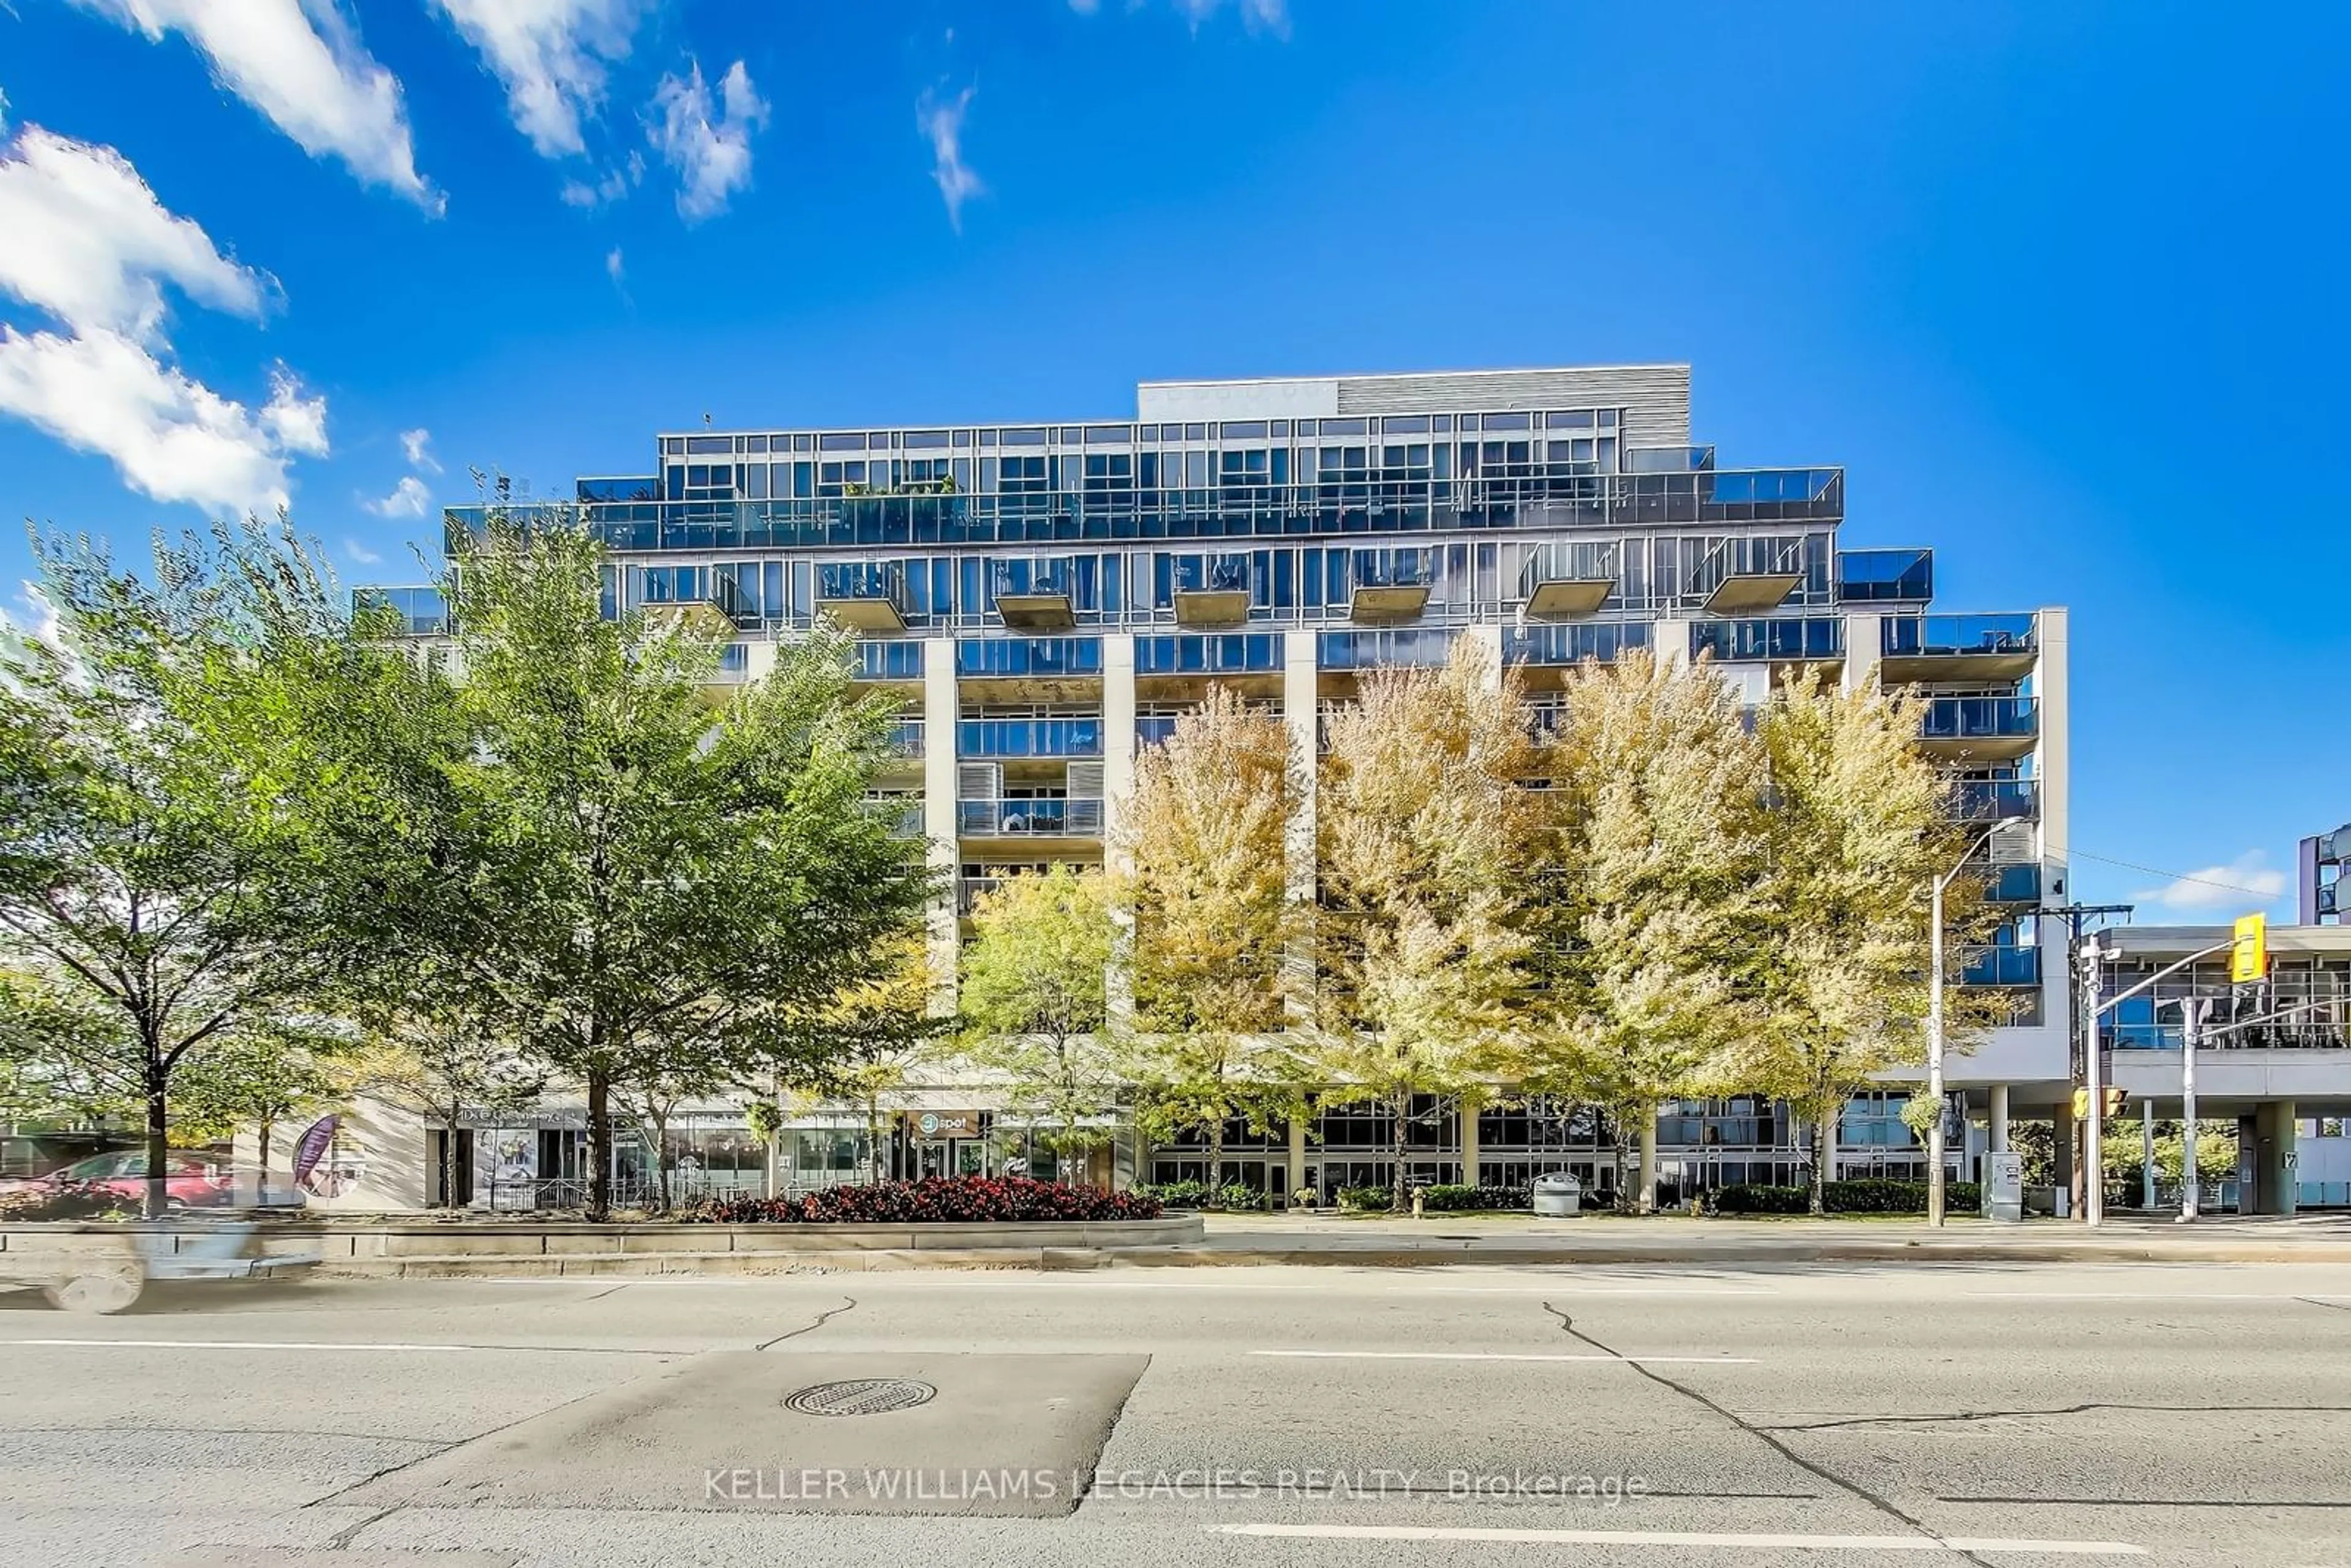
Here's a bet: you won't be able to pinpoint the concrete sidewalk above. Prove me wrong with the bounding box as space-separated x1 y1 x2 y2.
1155 1210 2351 1267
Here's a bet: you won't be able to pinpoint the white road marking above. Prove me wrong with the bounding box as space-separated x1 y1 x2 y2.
1962 1291 2351 1302
6 1339 476 1352
1249 1349 1755 1365
1216 1523 2145 1554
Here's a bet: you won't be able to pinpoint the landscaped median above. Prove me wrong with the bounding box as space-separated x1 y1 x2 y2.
0 1177 1204 1282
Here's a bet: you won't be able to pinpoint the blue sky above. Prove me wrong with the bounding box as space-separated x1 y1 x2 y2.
0 1 2344 921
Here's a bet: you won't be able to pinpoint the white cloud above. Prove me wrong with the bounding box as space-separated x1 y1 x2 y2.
2 582 62 648
1177 0 1289 30
362 475 430 518
261 366 329 456
648 59 767 222
433 0 645 159
917 86 981 232
0 127 271 343
2130 852 2289 913
400 426 439 472
0 124 328 517
0 326 324 516
559 149 643 208
605 245 625 283
68 0 437 208
341 537 382 565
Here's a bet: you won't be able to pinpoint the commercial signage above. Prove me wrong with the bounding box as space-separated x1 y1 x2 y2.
913 1111 981 1139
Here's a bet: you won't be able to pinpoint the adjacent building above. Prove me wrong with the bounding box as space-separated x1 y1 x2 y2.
345 364 2074 1211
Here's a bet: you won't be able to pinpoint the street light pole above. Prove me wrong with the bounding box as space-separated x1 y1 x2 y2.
2178 996 2208 1223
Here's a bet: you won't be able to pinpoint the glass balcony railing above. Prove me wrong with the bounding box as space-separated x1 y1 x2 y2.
1172 554 1250 595
957 637 1103 678
1921 697 2039 742
1961 946 2043 987
1318 629 1457 670
887 719 924 757
815 561 910 626
1137 715 1179 746
992 559 1071 598
1691 617 1843 662
1835 547 1933 604
1351 548 1435 590
1981 862 2043 904
353 585 449 636
956 718 1104 758
854 640 923 680
1134 634 1282 675
1503 622 1652 666
957 798 1104 838
1883 614 2037 659
447 465 1847 557
1948 779 2039 820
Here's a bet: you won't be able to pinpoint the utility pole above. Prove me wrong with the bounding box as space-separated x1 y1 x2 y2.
2041 902 2132 1223
2178 996 2212 1223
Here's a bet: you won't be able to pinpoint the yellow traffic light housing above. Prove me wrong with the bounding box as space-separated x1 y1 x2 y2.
2231 913 2269 985
2101 1086 2128 1117
2071 1087 2091 1120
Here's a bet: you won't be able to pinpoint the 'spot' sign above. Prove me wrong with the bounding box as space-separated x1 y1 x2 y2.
912 1111 980 1139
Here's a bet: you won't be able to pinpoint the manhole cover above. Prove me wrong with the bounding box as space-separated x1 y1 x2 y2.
784 1378 938 1417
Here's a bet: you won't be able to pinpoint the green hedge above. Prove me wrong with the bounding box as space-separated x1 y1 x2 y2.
1715 1179 1984 1215
1337 1185 1393 1212
1420 1183 1533 1212
1136 1179 1273 1211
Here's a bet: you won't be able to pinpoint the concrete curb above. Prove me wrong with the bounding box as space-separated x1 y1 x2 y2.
314 1247 1117 1278
1134 1242 2351 1267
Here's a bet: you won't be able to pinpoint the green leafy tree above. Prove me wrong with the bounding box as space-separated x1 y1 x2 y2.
959 863 1120 1179
170 1022 348 1185
346 991 546 1210
1119 689 1310 1200
794 932 953 1180
1724 673 2001 1214
1509 650 1762 1210
1310 639 1545 1210
0 521 449 1215
416 511 930 1217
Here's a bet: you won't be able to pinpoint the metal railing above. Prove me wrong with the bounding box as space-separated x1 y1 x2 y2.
1690 617 1843 662
957 798 1104 838
956 717 1104 757
1948 779 2039 820
1883 613 2037 658
1921 696 2039 741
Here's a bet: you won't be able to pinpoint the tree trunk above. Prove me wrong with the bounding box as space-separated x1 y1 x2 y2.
585 1067 610 1220
866 1095 880 1185
1611 1108 1633 1214
1808 1090 1832 1216
1390 1090 1409 1213
1207 1116 1226 1210
257 1117 274 1203
441 1111 462 1210
653 1112 673 1214
144 1059 170 1221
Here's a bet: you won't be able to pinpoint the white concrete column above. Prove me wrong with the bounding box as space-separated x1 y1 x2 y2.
1839 610 1882 695
1464 623 1503 689
1989 1082 2011 1153
2142 1097 2158 1210
744 639 779 683
1281 629 1319 1022
921 636 960 1013
1102 634 1138 1027
2036 606 2072 1045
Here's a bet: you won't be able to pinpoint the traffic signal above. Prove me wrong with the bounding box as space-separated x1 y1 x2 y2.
2071 1087 2091 1120
2101 1086 2128 1117
2231 913 2269 985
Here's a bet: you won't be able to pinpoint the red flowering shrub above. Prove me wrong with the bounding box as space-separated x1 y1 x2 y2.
676 1176 1163 1225
0 1180 137 1222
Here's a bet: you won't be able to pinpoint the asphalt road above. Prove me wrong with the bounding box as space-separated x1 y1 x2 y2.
2 1260 2349 1567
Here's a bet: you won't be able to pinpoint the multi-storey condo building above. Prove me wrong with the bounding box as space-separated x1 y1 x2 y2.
350 364 2074 1212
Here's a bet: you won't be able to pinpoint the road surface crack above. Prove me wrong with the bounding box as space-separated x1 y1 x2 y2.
756 1295 857 1350
1766 1402 2351 1432
1540 1300 1990 1567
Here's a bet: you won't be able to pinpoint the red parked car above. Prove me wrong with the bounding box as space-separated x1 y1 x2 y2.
0 1150 235 1210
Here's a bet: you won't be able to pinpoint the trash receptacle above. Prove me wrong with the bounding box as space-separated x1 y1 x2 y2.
1534 1172 1581 1217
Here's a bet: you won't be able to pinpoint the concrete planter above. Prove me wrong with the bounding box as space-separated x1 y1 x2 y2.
0 1214 1203 1276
